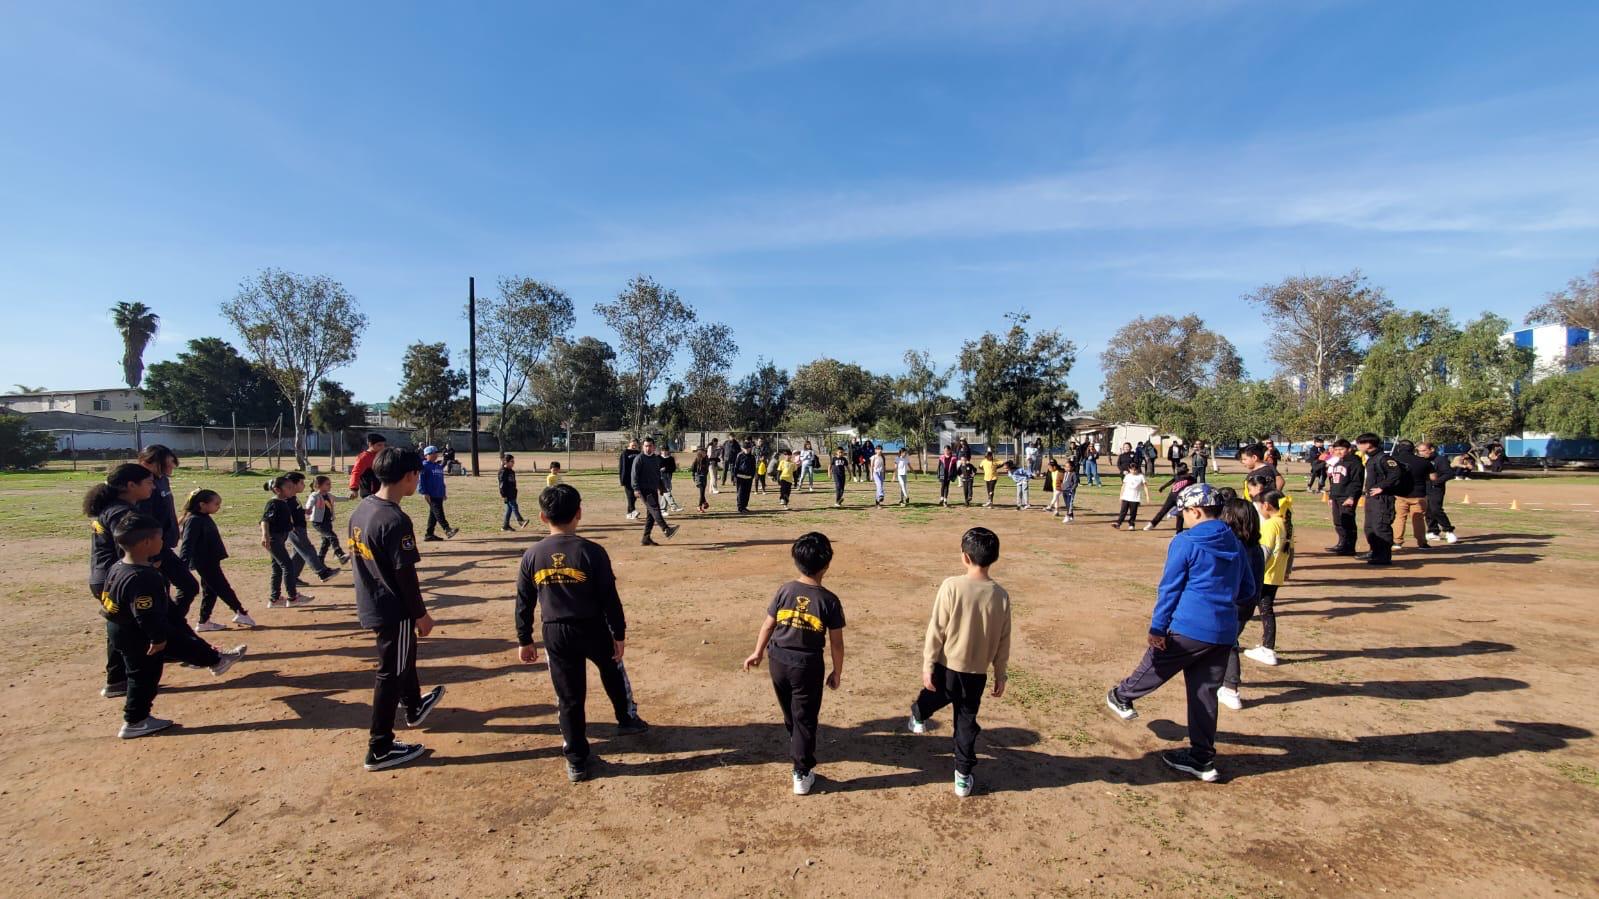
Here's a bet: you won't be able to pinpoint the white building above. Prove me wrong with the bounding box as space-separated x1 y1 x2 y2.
1503 324 1592 382
0 387 161 422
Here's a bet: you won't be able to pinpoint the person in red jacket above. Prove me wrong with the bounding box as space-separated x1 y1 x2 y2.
348 433 387 498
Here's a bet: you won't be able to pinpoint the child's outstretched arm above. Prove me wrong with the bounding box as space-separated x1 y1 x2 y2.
743 615 777 670
827 628 844 689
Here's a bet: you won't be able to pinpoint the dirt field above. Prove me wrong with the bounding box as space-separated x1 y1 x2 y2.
2 462 1596 898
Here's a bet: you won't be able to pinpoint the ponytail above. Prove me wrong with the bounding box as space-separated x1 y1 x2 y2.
180 488 220 527
263 475 289 494
82 463 153 517
1264 490 1294 547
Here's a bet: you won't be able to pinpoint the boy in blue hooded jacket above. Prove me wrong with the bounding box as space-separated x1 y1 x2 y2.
1105 483 1249 782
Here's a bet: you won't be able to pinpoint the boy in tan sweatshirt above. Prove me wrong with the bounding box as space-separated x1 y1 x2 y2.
907 526 1011 798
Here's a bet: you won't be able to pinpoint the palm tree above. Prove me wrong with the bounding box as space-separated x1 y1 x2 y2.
110 302 160 389
11 384 46 393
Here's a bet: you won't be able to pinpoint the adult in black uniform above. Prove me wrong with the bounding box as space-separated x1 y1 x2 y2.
1356 433 1404 566
1304 438 1328 493
618 439 641 520
720 437 740 488
1323 439 1363 554
630 438 677 546
733 444 757 512
1417 442 1459 544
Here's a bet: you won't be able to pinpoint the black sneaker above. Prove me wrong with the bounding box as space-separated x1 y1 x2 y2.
1162 748 1219 782
317 568 337 582
445 527 460 539
423 535 444 542
1105 688 1137 721
642 538 659 547
567 757 594 783
101 681 128 699
364 741 426 771
501 526 514 532
663 525 679 540
616 717 650 736
405 686 446 727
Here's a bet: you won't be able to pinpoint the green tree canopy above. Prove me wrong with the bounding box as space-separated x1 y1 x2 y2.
958 313 1078 454
733 359 790 433
790 358 891 433
1522 367 1599 439
390 342 470 445
143 337 292 426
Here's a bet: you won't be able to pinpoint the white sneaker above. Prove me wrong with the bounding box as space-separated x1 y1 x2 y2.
1444 531 1458 544
232 612 258 628
908 704 928 734
1064 516 1073 524
196 620 226 632
118 716 175 739
1143 523 1154 531
210 645 248 677
1217 686 1243 710
1243 646 1278 666
792 769 815 796
625 511 639 520
953 771 974 798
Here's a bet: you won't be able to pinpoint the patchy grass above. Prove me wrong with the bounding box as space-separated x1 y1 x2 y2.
1553 762 1599 788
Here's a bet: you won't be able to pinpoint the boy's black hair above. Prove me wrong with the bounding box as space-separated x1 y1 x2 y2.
1332 438 1352 449
1174 462 1191 476
284 471 306 484
780 448 791 455
1239 442 1266 462
1220 497 1261 547
790 531 833 577
313 474 332 487
1246 472 1276 493
549 460 561 469
961 526 1000 567
1215 486 1239 504
366 432 387 447
83 463 154 517
372 447 424 484
113 512 164 551
1354 432 1381 447
540 483 581 525
1394 439 1415 454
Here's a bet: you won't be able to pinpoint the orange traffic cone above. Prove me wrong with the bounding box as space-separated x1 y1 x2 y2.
1510 498 1520 511
1460 493 1471 505
1320 491 1329 503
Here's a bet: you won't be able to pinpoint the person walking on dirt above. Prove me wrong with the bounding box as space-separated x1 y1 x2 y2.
618 439 641 519
631 438 678 546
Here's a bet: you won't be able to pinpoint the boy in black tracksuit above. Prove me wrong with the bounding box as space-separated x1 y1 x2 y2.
102 514 176 738
1324 439 1363 554
743 532 845 796
515 483 649 782
1419 442 1458 542
1356 434 1405 566
348 447 446 772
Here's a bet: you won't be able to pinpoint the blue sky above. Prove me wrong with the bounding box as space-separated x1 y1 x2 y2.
3 1 1597 409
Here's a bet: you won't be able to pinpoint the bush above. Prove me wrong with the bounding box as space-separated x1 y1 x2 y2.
0 414 55 470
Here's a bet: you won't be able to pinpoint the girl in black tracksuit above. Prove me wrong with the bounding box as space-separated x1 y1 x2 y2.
260 477 307 607
179 489 254 630
84 464 157 695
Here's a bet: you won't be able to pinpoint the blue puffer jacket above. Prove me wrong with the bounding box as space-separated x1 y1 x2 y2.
1148 518 1249 645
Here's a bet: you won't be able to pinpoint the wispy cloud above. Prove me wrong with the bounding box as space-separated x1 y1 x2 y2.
741 0 1274 67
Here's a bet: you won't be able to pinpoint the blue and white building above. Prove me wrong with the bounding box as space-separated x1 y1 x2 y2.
1500 324 1594 459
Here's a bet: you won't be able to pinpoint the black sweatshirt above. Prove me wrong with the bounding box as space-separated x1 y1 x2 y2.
137 474 180 552
630 452 664 493
102 560 171 643
89 500 137 587
515 533 626 646
498 467 518 499
261 497 295 535
1397 451 1431 498
618 448 640 487
348 496 427 628
1363 450 1406 494
177 513 229 567
1327 453 1365 500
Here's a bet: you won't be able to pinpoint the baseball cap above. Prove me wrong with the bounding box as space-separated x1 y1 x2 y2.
1176 483 1221 510
422 445 439 456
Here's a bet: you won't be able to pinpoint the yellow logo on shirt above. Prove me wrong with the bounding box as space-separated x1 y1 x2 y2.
100 590 117 614
92 520 105 535
776 595 824 632
535 551 589 585
349 526 374 560
133 595 154 611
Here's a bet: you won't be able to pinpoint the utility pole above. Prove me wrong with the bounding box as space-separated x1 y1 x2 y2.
468 276 481 476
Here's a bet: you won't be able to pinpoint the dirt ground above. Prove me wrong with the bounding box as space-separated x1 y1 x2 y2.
1 462 1596 898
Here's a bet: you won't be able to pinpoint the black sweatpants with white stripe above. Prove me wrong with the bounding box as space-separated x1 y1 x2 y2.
545 619 638 765
371 618 423 751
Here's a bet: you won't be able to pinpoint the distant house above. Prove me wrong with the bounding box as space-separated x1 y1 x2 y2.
0 387 163 423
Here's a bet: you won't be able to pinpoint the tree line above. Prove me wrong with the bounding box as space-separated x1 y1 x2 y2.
108 260 1599 472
